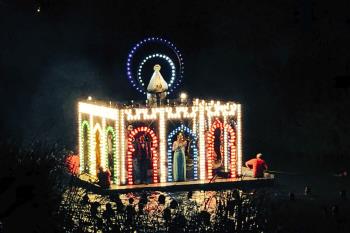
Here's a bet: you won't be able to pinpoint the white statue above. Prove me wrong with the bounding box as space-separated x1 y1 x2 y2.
147 64 168 105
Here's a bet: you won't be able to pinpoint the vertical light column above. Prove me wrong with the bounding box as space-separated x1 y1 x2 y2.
127 131 134 185
207 113 212 132
227 126 236 178
78 112 83 174
192 111 197 135
120 110 126 184
89 114 96 176
237 104 242 176
159 108 166 183
114 117 120 185
223 115 228 172
198 102 206 180
101 118 107 169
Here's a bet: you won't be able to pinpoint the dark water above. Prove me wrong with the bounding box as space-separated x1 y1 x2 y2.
59 174 350 232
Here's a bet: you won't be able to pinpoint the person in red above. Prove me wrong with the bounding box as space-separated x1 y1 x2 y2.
245 153 268 178
65 151 80 175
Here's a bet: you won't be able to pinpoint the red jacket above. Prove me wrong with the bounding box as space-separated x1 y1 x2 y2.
245 158 268 178
65 154 80 175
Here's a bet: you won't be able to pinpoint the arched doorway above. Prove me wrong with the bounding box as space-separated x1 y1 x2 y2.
167 124 198 182
127 126 158 185
207 119 237 179
207 119 224 179
106 126 116 181
82 121 90 173
93 123 103 175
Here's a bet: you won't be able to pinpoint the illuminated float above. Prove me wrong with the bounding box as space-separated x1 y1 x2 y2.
77 37 242 187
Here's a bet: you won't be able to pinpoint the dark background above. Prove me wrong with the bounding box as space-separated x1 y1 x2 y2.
1 0 349 172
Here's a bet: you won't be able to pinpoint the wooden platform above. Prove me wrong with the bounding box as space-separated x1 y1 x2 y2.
76 173 275 194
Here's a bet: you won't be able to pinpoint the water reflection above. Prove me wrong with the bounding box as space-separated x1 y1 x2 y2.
60 188 268 232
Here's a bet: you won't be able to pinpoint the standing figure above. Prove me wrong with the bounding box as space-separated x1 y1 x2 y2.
135 135 152 184
173 132 187 182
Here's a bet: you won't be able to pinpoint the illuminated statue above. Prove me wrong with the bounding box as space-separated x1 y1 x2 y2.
172 132 187 181
147 64 168 105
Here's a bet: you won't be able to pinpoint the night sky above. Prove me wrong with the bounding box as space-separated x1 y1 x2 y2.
1 0 349 171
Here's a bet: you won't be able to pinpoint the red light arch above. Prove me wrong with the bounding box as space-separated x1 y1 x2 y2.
127 126 158 185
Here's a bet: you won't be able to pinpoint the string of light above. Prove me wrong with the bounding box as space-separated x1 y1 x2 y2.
78 99 242 185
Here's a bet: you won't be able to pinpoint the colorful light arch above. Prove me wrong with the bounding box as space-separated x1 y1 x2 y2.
207 119 238 179
206 119 224 179
105 126 117 182
127 126 159 185
80 120 90 173
167 125 198 182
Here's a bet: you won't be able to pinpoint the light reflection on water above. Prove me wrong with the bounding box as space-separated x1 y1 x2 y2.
60 175 350 232
119 190 223 214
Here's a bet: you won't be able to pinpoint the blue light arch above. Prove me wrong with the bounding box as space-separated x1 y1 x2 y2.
126 37 184 95
167 125 198 182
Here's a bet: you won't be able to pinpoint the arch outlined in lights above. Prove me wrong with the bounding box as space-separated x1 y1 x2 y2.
167 124 198 182
126 126 159 185
126 37 184 95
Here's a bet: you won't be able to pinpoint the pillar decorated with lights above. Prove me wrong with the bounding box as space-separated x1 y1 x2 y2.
89 115 95 175
159 109 167 183
114 119 120 184
198 102 206 180
120 110 126 184
223 115 228 172
237 104 242 176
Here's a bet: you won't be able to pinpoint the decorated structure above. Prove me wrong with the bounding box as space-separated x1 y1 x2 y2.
78 37 243 186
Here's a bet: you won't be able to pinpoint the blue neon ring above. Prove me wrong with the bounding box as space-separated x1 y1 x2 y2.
126 37 184 95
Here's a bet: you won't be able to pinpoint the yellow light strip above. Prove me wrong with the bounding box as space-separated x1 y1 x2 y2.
159 109 166 183
223 115 228 172
79 102 118 119
192 112 197 135
120 110 125 184
89 115 95 176
114 119 120 185
237 104 242 176
124 108 157 121
198 103 206 180
101 118 107 170
207 116 211 132
78 112 83 173
205 103 236 117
